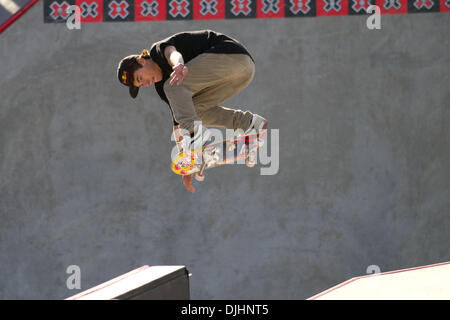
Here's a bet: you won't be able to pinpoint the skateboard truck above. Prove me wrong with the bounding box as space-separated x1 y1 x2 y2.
195 163 206 182
194 146 218 182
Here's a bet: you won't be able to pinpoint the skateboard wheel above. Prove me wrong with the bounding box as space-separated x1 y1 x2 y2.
245 160 255 168
257 139 265 148
246 150 257 167
195 172 205 182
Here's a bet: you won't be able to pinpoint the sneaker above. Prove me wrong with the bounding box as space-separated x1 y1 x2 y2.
244 114 268 167
180 123 213 152
245 148 258 168
244 114 268 135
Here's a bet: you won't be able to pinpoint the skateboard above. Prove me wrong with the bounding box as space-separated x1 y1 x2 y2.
171 130 267 182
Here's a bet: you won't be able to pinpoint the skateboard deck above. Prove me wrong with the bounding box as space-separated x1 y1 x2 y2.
171 130 267 181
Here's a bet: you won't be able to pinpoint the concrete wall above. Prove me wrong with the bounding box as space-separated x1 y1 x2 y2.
0 2 449 299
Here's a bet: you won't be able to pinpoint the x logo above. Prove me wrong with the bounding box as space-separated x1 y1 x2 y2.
80 1 99 18
323 0 342 12
413 0 434 9
289 0 312 14
108 0 130 19
383 0 401 9
140 0 159 16
230 0 252 16
199 0 219 15
49 1 71 19
262 0 280 14
169 0 190 17
351 0 369 12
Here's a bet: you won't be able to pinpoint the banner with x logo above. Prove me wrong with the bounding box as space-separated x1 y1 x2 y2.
43 0 450 23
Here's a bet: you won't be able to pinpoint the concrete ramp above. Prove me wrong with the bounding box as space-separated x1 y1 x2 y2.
308 262 450 300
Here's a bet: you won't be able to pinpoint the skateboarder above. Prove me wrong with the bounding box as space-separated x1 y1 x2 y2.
117 29 267 192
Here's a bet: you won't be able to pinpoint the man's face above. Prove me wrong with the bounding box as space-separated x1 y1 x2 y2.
133 58 161 88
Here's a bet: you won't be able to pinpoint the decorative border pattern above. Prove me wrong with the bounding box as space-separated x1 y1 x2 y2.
43 0 450 22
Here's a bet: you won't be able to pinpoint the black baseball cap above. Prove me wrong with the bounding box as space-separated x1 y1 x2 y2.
117 55 140 98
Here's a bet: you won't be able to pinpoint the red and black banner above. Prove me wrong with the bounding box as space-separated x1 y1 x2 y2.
43 0 450 23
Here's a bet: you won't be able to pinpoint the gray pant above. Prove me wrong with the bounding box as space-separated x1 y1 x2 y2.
163 53 255 133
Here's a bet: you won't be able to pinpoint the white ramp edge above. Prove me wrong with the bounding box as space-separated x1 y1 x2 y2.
66 265 188 300
308 261 450 300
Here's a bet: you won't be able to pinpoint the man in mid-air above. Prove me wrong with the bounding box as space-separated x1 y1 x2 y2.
117 29 267 193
